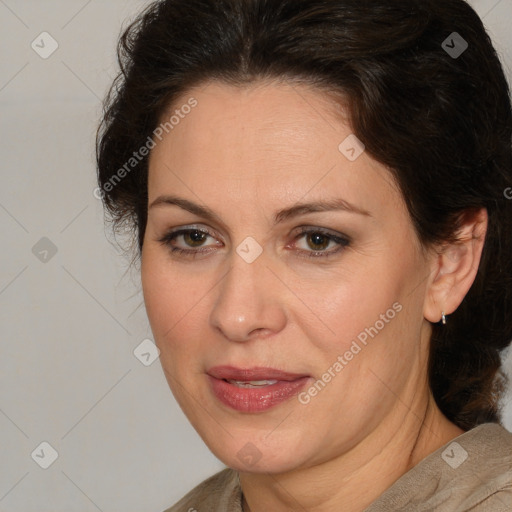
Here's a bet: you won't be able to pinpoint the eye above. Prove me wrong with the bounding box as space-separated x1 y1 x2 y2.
291 227 350 258
157 225 350 260
157 226 222 257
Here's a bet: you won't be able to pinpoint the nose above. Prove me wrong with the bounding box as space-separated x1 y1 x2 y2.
209 252 287 343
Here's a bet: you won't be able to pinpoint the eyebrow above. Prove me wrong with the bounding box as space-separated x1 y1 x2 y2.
148 195 371 224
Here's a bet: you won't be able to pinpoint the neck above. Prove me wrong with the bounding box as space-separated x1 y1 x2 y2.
239 395 464 512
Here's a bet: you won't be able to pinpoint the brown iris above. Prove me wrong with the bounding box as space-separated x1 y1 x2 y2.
306 233 329 251
184 230 207 247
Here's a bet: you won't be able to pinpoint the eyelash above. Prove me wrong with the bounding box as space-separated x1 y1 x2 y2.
157 226 350 259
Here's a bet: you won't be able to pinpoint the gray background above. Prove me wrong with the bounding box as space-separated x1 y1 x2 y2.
0 1 511 511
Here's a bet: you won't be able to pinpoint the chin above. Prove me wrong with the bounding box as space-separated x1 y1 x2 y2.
203 433 311 474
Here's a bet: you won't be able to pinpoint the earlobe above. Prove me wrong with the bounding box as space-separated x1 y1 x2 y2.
424 208 488 324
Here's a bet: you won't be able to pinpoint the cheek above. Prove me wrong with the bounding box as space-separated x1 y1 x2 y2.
141 249 219 368
296 263 401 348
299 244 422 373
295 276 419 428
141 250 192 342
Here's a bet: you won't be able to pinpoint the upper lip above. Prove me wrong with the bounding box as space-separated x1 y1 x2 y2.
207 366 309 382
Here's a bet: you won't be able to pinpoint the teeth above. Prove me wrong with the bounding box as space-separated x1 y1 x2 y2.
227 379 278 388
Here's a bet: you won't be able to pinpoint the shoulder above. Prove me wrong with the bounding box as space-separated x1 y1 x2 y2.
162 467 242 512
456 423 512 511
366 423 512 511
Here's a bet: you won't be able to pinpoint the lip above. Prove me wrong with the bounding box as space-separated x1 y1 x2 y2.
207 366 311 412
207 365 309 381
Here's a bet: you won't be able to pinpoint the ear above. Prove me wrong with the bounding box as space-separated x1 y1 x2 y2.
424 208 488 324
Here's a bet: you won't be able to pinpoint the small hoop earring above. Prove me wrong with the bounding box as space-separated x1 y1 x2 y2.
441 311 447 325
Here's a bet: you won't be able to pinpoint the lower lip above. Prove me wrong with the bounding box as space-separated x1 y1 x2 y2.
208 375 311 412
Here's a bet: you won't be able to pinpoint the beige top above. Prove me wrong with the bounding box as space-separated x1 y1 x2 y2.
163 422 512 511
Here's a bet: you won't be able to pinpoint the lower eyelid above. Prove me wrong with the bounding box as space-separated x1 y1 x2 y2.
295 244 346 258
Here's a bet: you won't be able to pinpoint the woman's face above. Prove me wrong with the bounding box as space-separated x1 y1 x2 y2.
141 80 435 473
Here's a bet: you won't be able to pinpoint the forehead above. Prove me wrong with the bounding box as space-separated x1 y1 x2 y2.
147 80 401 216
152 81 342 162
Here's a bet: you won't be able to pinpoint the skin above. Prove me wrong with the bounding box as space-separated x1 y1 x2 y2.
141 80 487 512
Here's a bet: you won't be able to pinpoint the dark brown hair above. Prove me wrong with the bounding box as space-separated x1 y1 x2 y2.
97 0 512 431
